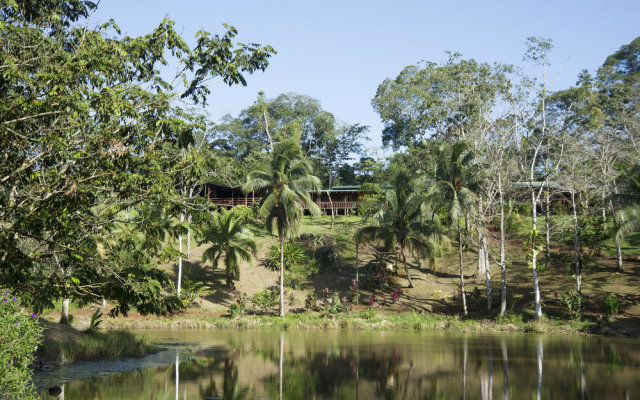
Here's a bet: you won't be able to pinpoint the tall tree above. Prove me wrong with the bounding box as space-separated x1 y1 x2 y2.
428 142 480 316
243 139 321 316
0 0 275 315
212 93 368 188
356 170 445 288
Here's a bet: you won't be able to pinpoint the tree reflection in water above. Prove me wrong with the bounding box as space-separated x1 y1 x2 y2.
36 332 640 399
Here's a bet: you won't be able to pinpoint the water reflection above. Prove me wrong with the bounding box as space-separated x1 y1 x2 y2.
35 330 640 399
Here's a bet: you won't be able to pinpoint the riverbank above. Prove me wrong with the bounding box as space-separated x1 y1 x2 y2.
35 320 155 368
98 311 618 336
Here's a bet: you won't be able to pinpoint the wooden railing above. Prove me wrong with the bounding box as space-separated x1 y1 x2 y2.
207 197 359 209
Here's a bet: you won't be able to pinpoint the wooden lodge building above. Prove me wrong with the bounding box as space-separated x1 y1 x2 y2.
199 181 569 215
199 183 363 214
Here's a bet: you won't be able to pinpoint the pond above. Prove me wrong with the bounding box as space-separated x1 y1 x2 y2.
34 329 640 399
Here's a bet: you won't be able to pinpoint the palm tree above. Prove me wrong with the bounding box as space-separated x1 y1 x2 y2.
200 208 257 288
243 139 321 316
427 142 480 316
356 170 445 288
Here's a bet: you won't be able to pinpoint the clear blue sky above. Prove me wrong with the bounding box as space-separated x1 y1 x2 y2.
90 0 639 152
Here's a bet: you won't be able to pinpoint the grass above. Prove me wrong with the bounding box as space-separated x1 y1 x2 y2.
37 327 154 365
100 311 595 336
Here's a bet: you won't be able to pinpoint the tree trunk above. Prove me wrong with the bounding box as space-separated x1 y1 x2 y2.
610 198 624 272
545 191 550 271
531 191 542 319
499 176 507 316
279 235 285 317
571 191 582 293
459 228 468 316
177 212 185 298
402 249 413 288
327 191 335 229
60 298 70 325
484 235 492 312
477 226 487 280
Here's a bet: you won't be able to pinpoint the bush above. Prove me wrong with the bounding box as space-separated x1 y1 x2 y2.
251 287 279 313
263 242 308 271
0 291 43 399
604 294 619 320
561 290 586 320
229 205 255 224
180 269 215 307
296 234 344 271
304 291 318 311
228 291 248 317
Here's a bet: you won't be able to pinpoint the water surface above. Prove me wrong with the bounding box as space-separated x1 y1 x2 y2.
35 329 640 399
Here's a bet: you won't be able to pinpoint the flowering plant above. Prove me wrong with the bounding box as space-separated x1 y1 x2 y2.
0 290 43 399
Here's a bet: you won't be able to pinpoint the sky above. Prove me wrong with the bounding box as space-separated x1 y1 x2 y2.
90 0 640 153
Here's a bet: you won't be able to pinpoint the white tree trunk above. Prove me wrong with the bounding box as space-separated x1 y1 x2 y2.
484 235 492 311
60 298 70 325
531 191 542 319
279 235 285 317
545 191 550 271
499 176 507 316
177 212 185 298
459 228 468 316
571 191 582 293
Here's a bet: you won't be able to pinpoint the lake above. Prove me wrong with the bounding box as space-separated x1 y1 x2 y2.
34 329 640 399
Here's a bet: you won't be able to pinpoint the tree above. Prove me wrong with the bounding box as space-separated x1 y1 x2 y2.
0 0 275 316
212 93 368 188
242 139 321 316
427 142 480 316
356 170 445 288
200 208 257 288
514 37 556 319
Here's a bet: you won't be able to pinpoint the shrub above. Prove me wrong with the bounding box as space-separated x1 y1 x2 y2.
0 291 43 399
263 242 308 271
228 291 248 317
561 290 586 320
251 287 279 313
229 205 255 224
86 308 103 332
304 291 318 311
604 294 619 320
180 269 215 307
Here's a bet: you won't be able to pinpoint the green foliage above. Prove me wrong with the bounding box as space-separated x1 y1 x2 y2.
0 0 274 317
86 308 103 332
321 294 349 317
180 271 215 307
228 291 248 317
228 205 255 224
200 208 257 287
264 242 308 271
0 292 42 400
304 291 318 311
284 264 310 290
579 215 613 257
251 287 279 314
561 290 586 320
604 294 619 320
